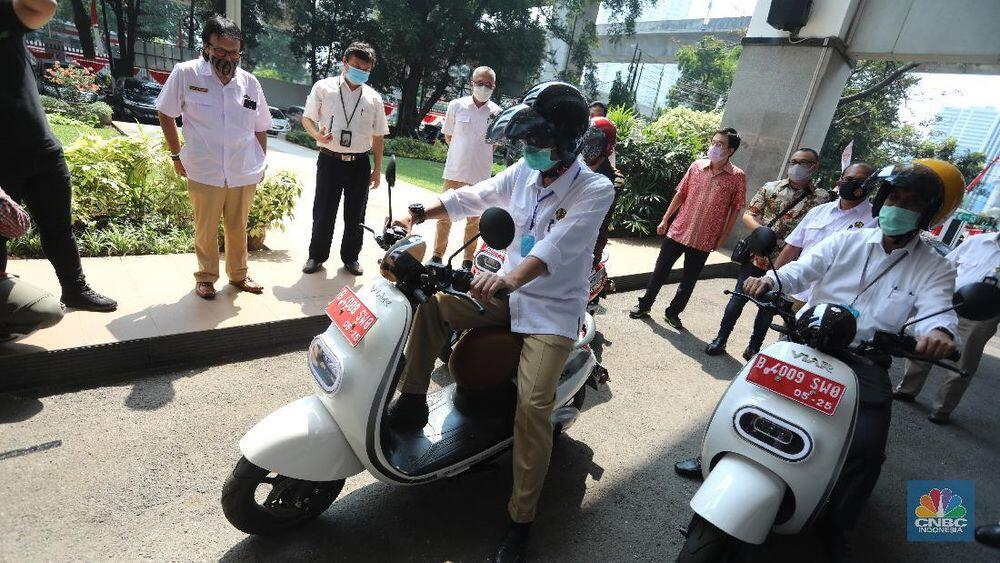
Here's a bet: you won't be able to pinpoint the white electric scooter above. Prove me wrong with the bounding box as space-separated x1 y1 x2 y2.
221 159 608 535
677 227 1000 561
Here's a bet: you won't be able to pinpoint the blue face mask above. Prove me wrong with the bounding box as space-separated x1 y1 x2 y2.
878 205 921 236
523 144 558 171
344 64 370 85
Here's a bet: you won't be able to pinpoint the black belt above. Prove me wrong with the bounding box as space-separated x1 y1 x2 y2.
320 147 368 161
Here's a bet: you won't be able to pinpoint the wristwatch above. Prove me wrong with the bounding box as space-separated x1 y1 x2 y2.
408 203 426 225
170 152 181 161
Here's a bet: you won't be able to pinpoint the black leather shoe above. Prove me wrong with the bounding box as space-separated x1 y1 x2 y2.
302 259 323 274
344 261 364 276
491 520 531 563
928 411 950 424
429 255 443 265
462 259 474 270
61 284 117 312
891 390 916 402
629 304 650 319
975 523 1000 548
674 457 703 480
387 393 428 430
664 310 684 331
742 346 759 362
704 337 727 356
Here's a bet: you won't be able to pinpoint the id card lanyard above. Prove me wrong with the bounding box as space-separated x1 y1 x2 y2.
521 168 580 257
849 245 910 311
336 80 363 147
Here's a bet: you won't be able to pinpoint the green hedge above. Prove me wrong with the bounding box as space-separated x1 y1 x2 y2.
384 137 449 163
285 129 317 150
40 95 113 127
609 106 722 236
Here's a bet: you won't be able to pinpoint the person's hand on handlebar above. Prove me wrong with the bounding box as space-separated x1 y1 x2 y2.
387 212 413 234
742 275 774 297
470 271 516 303
915 329 956 360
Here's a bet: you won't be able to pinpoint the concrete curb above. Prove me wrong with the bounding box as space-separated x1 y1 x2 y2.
1 263 740 394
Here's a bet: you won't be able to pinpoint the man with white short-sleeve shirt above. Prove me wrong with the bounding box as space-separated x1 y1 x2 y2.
776 162 878 303
157 15 273 300
300 42 390 277
434 66 501 267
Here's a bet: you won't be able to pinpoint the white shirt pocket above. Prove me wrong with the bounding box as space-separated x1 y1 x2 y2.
184 92 216 121
876 288 916 328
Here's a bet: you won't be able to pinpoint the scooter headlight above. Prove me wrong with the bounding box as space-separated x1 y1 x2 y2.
308 337 344 395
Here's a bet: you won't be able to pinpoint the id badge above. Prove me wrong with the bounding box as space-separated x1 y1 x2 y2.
520 234 535 257
340 130 353 148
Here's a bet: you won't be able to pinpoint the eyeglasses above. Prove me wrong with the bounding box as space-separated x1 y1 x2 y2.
209 45 243 59
472 80 495 89
789 159 817 166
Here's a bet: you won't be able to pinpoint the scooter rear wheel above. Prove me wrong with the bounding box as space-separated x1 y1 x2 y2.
221 456 344 535
677 514 737 562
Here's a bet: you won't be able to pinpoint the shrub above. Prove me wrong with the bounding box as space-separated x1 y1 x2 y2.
40 94 71 115
384 137 449 163
285 129 316 150
41 95 114 127
611 106 722 236
44 61 100 102
248 170 304 238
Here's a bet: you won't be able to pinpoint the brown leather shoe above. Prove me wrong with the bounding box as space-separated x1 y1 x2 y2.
230 277 264 294
195 282 216 300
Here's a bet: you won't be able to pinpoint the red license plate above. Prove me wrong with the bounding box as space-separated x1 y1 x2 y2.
745 354 846 416
326 287 378 347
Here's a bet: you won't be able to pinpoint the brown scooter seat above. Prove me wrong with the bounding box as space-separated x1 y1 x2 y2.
448 327 522 415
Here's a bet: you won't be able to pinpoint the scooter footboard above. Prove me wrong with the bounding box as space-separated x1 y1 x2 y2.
239 395 365 482
689 453 786 545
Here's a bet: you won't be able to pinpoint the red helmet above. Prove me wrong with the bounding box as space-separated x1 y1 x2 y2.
578 117 617 165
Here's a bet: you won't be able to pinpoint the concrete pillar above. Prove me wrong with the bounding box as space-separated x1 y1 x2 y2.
719 43 853 244
540 0 601 82
226 0 241 29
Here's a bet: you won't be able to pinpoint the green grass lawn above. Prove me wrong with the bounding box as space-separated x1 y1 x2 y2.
382 156 506 193
50 122 119 145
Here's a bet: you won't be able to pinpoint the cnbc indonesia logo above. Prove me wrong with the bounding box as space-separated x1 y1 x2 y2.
907 481 974 542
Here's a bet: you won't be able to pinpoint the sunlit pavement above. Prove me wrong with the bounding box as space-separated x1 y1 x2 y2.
2 281 997 561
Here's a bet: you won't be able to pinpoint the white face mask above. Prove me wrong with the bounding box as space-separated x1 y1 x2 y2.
472 85 494 103
787 163 814 183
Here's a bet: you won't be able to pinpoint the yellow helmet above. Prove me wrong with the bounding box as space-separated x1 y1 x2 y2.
869 159 966 231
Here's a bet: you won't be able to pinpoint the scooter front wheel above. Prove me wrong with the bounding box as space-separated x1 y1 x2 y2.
677 514 737 562
221 456 345 535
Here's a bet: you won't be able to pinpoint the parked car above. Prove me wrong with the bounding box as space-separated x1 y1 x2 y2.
268 106 290 136
284 105 305 125
111 78 162 124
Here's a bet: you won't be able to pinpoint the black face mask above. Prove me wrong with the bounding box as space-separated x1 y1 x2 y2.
210 54 237 79
837 178 865 201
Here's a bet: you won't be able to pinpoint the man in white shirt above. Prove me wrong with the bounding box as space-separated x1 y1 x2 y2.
387 83 613 562
742 159 963 558
433 66 501 267
157 16 273 300
776 162 878 303
894 231 1000 423
300 42 390 277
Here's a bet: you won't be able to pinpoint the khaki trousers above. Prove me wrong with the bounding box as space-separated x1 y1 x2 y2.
896 314 1000 415
399 294 574 523
187 180 256 283
434 179 480 261
0 276 64 337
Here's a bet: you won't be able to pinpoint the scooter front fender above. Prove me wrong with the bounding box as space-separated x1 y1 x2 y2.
689 453 786 545
239 395 365 482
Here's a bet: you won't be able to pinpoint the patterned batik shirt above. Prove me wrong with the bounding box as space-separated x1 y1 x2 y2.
746 178 834 270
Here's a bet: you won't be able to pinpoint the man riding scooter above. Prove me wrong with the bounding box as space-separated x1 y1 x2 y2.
736 159 964 559
387 82 614 562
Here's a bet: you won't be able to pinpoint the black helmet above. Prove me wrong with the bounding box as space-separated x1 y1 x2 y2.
795 304 857 352
867 160 965 232
485 81 589 167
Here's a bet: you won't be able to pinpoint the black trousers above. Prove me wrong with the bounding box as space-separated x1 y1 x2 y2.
716 261 773 348
637 237 709 314
308 153 371 264
0 151 86 290
823 358 893 531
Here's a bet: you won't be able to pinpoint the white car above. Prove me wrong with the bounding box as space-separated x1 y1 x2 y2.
268 106 290 136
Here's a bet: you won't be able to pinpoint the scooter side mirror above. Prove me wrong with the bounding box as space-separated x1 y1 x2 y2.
748 226 778 256
479 207 515 250
385 155 397 188
954 281 1000 321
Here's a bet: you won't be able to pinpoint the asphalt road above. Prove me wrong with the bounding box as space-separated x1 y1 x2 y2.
2 280 998 562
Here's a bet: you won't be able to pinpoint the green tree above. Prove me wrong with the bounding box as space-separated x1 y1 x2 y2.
607 70 633 108
287 0 375 84
819 60 921 187
666 36 740 111
371 0 546 136
912 136 986 184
